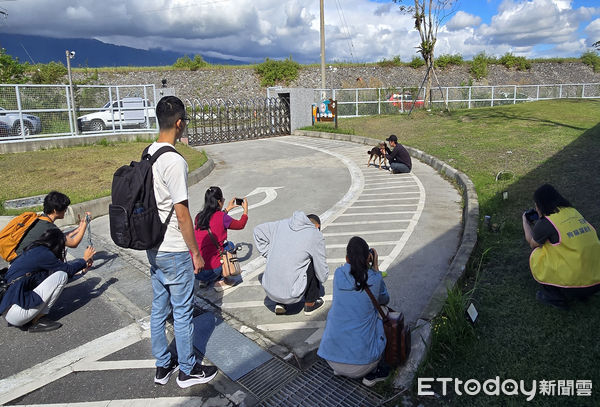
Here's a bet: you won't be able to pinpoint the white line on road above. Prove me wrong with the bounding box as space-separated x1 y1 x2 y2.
221 295 333 309
0 322 149 405
363 185 417 191
325 241 398 248
323 229 406 237
325 219 409 226
338 211 415 216
355 197 419 202
257 320 327 332
74 360 156 371
360 191 420 196
349 204 417 209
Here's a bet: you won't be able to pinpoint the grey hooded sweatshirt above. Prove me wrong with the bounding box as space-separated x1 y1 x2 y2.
253 211 329 304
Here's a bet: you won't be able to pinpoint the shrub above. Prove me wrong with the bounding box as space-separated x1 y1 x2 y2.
580 51 600 72
469 52 492 79
408 56 426 68
377 55 403 67
498 53 531 70
435 54 464 69
254 57 301 87
173 54 208 71
28 61 68 84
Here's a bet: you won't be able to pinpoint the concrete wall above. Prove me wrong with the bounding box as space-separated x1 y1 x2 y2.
71 62 600 102
271 87 314 131
0 133 157 154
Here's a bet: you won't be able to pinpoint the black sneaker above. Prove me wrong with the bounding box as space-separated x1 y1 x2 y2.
154 359 179 385
362 364 390 387
176 363 218 388
28 316 62 333
536 290 568 310
275 303 287 315
304 298 324 315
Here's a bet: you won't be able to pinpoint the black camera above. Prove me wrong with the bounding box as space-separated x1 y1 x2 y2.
235 197 244 205
524 208 539 223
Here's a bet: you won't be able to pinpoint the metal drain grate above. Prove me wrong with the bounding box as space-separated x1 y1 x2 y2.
259 359 384 407
238 357 300 400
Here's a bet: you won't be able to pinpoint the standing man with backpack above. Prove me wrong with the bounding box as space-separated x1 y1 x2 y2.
147 96 217 388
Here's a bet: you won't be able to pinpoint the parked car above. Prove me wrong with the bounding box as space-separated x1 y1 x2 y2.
388 93 424 110
0 121 10 137
77 97 156 132
0 107 43 136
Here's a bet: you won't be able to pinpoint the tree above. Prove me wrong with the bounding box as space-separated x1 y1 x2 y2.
594 41 600 51
393 0 458 111
0 48 26 83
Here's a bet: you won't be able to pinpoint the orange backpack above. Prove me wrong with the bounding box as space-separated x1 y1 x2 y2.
0 212 49 262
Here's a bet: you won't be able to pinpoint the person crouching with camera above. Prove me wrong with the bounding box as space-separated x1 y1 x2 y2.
1 228 95 332
522 184 600 310
194 186 248 292
318 236 390 387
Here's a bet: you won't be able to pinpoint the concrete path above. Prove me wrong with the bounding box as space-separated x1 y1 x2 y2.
0 135 463 406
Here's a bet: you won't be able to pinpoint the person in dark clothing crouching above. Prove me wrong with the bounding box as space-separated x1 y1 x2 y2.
385 134 412 174
0 228 95 332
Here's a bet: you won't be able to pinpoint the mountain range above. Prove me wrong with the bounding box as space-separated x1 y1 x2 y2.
0 33 247 67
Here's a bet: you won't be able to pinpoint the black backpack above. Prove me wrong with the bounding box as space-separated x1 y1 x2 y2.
109 145 182 250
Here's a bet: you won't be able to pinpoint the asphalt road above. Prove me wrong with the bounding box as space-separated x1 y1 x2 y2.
0 135 462 406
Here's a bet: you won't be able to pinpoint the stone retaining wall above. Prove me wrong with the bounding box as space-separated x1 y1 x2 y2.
72 62 600 102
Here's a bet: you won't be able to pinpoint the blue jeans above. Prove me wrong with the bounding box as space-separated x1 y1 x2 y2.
195 241 235 283
196 266 223 283
390 162 410 173
147 250 195 375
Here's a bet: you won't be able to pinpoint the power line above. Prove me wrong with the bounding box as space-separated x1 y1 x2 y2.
334 0 356 63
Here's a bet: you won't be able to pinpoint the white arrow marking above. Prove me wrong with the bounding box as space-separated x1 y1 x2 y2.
228 186 283 215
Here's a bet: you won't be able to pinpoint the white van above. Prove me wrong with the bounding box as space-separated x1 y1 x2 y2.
77 97 156 132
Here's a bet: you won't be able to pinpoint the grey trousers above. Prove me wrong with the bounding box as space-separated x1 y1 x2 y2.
5 271 68 326
326 358 380 379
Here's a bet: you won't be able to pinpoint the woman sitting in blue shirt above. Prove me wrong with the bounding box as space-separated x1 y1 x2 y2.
0 228 95 332
318 236 390 387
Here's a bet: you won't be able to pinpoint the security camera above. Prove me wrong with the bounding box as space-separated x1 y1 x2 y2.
69 51 76 58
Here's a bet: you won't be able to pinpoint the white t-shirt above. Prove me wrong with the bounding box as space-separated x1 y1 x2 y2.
148 142 189 252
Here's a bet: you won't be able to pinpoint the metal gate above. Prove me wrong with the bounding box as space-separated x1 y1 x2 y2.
184 97 290 145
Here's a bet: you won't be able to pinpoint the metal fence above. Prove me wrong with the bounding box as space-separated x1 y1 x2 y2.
184 97 290 145
0 84 157 142
311 82 600 117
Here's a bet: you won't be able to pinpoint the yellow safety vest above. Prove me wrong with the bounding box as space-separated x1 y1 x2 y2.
530 207 600 287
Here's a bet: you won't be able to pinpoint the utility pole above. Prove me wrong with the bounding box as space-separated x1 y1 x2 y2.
66 50 78 135
320 0 326 99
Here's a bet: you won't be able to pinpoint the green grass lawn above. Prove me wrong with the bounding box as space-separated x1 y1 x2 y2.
324 99 600 406
0 140 207 216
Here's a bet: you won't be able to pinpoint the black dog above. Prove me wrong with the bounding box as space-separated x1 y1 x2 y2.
367 142 391 169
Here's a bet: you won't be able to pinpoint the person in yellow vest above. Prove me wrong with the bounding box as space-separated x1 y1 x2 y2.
522 184 600 309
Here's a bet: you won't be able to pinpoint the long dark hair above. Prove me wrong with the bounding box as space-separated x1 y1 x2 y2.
24 228 66 261
347 236 370 291
195 186 224 230
534 184 572 216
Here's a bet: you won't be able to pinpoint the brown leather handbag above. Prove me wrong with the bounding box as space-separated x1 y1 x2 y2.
365 286 411 367
206 227 241 277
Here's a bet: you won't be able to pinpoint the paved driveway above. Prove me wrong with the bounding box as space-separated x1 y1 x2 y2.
0 135 462 405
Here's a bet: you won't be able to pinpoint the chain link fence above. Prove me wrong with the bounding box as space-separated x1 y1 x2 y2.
312 82 600 117
0 84 157 142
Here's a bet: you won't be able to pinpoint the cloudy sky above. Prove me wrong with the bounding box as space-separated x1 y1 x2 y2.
1 0 599 63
